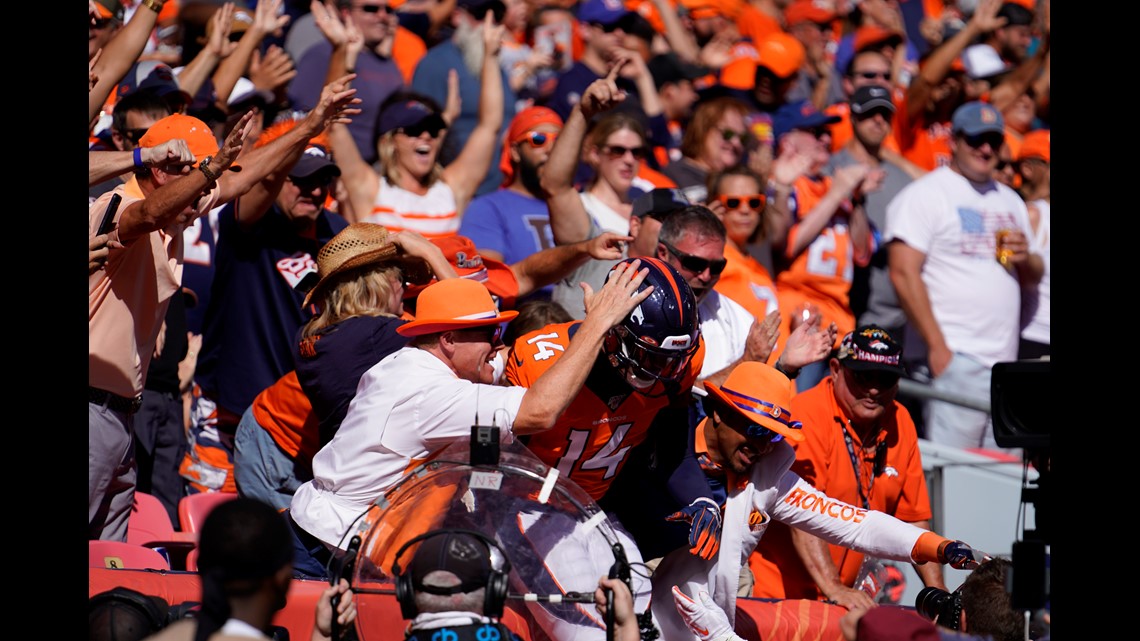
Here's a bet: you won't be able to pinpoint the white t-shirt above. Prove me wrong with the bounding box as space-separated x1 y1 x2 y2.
697 290 758 380
290 347 527 548
580 191 630 236
884 167 1037 366
1020 200 1049 345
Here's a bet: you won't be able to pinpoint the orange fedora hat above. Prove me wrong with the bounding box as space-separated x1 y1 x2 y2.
397 278 518 337
704 362 803 442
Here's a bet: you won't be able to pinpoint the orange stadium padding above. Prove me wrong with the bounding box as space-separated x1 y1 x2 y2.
90 568 850 641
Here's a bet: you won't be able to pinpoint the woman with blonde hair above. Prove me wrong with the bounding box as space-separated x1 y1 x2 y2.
321 10 506 237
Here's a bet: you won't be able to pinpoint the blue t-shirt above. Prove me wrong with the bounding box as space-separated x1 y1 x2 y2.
289 42 404 165
411 41 516 197
195 203 348 418
459 190 555 294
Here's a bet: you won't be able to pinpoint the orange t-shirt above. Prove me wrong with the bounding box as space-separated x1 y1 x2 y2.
774 175 870 348
392 27 427 85
713 241 779 321
893 95 953 171
749 376 931 599
250 370 320 462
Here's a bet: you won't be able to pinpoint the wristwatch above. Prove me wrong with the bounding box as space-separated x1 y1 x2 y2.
198 156 222 184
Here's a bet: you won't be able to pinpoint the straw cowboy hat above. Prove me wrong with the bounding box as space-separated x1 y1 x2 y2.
301 223 431 308
703 362 804 442
396 278 518 337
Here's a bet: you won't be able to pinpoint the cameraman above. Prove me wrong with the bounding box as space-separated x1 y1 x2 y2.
839 558 1048 641
396 529 643 641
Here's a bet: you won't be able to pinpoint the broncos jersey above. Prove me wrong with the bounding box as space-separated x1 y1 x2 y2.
505 321 704 501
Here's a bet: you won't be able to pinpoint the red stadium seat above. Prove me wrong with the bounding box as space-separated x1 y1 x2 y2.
89 540 171 571
127 492 197 570
178 491 239 534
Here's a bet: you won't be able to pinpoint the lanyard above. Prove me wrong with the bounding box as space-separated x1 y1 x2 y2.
841 420 883 510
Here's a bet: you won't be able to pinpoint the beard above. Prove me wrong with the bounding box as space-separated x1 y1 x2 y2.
455 19 485 78
517 154 545 196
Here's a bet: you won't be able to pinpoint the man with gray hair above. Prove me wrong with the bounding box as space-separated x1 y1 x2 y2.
411 0 517 195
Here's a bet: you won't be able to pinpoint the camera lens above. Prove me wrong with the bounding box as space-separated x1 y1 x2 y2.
915 586 961 630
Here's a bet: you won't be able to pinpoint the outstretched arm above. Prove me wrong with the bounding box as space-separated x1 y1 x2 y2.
89 0 161 126
509 231 629 298
442 13 507 212
542 58 629 245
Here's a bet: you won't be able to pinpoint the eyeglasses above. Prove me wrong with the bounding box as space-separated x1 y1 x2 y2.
399 121 445 139
720 128 748 144
660 240 727 276
852 70 891 81
962 132 1004 150
601 144 648 160
120 128 149 145
844 367 901 390
521 131 558 149
355 3 393 14
717 194 765 210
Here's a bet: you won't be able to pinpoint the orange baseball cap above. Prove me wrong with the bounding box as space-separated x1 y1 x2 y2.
404 235 519 310
1017 129 1050 163
138 113 241 171
784 0 837 27
756 32 805 78
853 26 903 53
396 278 518 337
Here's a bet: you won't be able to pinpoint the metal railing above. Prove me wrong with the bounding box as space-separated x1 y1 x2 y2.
897 377 991 413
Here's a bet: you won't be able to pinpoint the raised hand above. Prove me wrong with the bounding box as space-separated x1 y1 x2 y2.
252 0 291 40
482 12 506 58
216 110 257 169
579 56 628 120
205 2 240 59
671 587 741 641
743 310 781 364
969 0 1008 34
442 69 461 126
249 45 297 95
307 74 363 131
311 0 349 47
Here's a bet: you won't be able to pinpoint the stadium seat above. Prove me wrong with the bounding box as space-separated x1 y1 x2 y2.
178 491 239 535
89 540 171 571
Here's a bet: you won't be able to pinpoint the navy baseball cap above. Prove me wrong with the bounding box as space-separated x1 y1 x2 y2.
578 0 631 26
849 86 896 116
290 143 341 180
771 99 840 141
951 101 1004 136
378 99 447 137
116 60 192 107
632 188 691 219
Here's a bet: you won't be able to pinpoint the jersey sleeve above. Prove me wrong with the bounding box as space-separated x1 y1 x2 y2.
505 321 579 388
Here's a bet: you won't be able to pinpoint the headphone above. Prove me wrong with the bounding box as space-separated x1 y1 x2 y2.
391 528 511 620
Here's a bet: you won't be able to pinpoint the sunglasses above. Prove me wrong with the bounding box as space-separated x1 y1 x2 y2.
591 20 626 33
399 121 445 139
852 70 891 81
356 3 393 14
803 127 831 140
743 423 785 444
120 128 149 145
521 131 557 148
288 174 334 191
717 194 765 210
601 144 648 160
845 367 901 390
462 324 503 345
720 128 748 144
660 240 727 276
92 17 114 29
852 107 894 122
962 132 1004 150
995 159 1013 171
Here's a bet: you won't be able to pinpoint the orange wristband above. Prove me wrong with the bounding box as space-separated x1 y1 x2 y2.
911 531 949 564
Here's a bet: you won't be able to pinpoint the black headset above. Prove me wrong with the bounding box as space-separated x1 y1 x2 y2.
391 528 511 620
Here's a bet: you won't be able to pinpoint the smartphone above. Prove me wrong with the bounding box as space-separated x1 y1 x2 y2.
97 193 122 236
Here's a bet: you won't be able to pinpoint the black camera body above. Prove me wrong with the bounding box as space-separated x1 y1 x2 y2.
915 586 963 630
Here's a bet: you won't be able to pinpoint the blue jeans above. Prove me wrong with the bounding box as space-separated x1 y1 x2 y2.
233 406 311 512
795 359 829 394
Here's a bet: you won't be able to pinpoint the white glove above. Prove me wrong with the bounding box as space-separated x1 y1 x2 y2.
670 586 744 641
